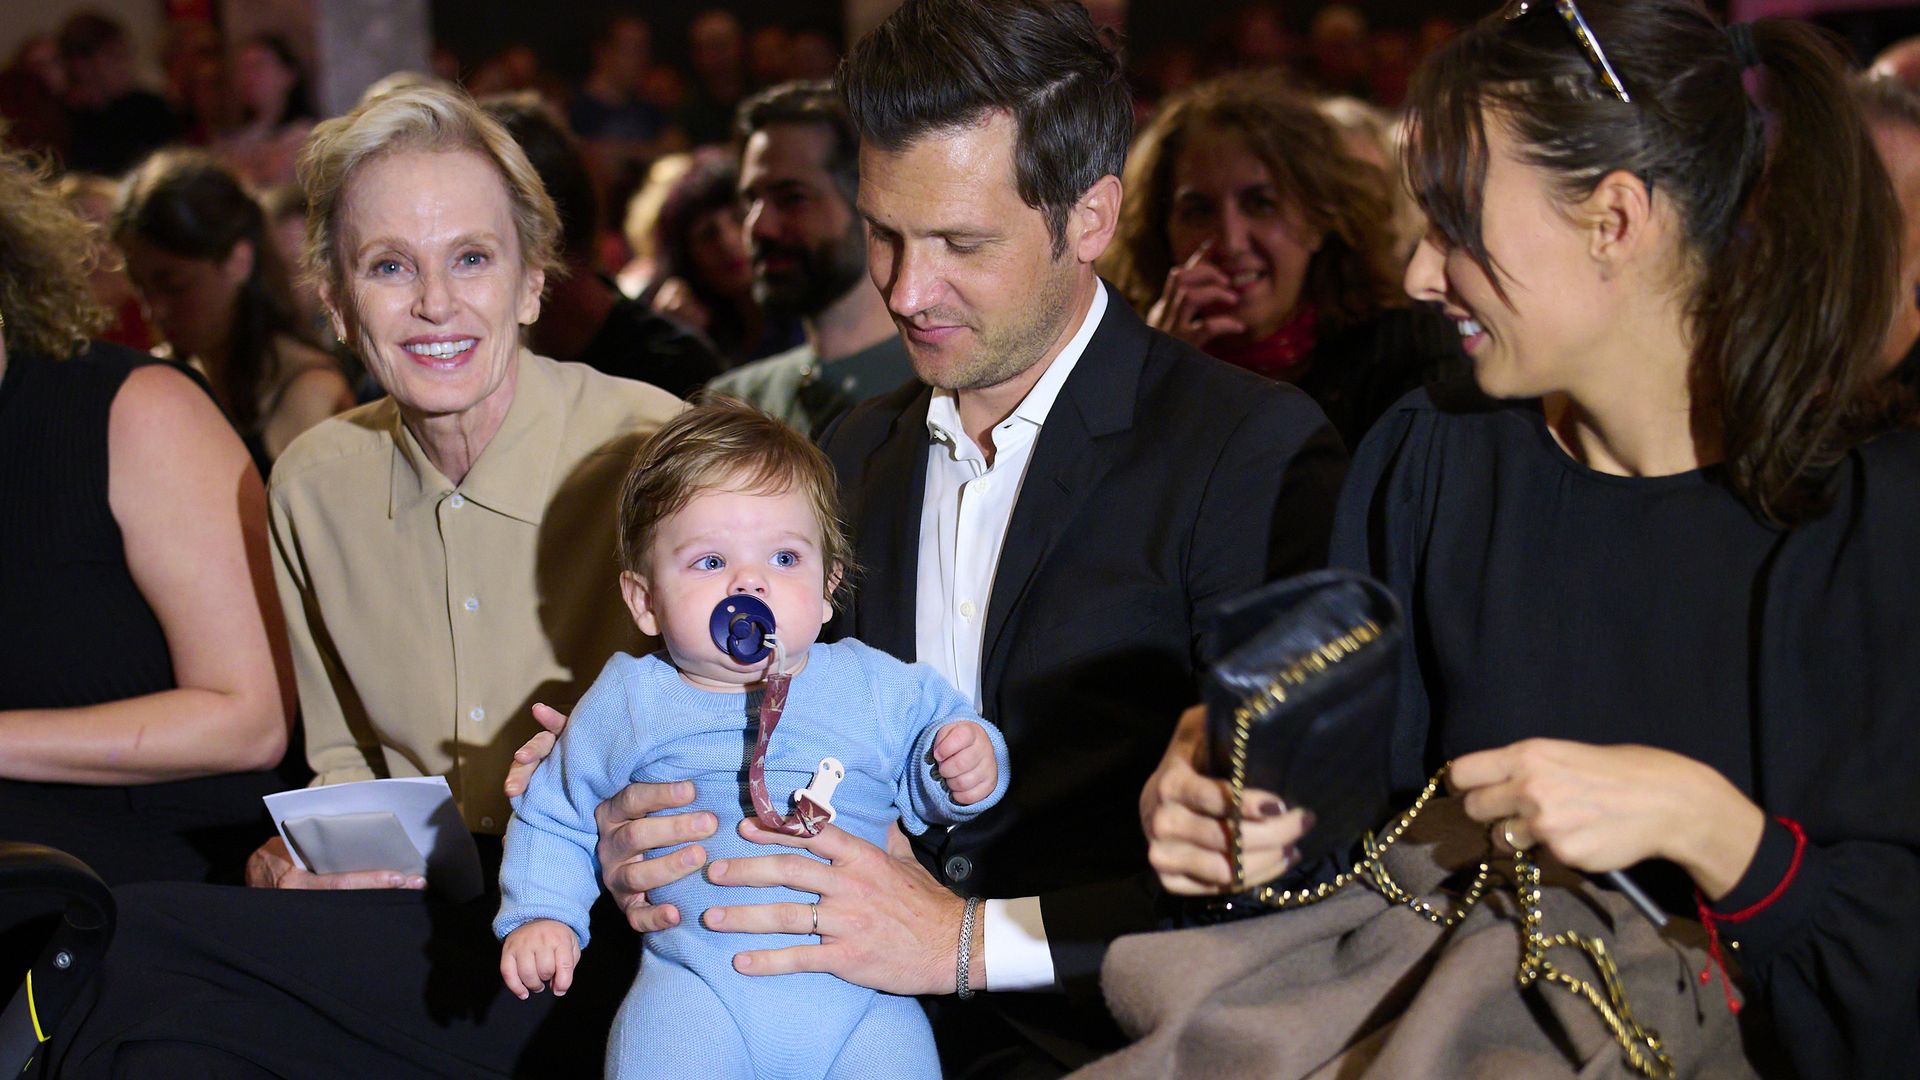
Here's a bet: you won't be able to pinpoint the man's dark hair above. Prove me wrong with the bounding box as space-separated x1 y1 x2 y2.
57 12 127 62
481 92 597 260
735 80 859 208
837 0 1131 257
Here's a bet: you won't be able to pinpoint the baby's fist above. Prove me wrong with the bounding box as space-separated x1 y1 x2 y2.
501 919 581 1000
933 720 998 805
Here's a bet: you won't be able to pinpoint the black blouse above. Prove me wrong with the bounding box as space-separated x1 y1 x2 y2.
1331 383 1920 1080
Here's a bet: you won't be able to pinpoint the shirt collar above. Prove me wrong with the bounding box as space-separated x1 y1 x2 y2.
387 348 560 525
924 281 1108 449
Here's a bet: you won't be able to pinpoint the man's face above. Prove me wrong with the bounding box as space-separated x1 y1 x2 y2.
741 123 867 318
857 112 1082 392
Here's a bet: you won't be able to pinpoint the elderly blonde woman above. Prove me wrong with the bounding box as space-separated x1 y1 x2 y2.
50 86 680 1079
0 147 293 897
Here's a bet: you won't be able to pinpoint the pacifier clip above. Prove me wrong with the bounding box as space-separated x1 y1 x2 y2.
710 595 842 837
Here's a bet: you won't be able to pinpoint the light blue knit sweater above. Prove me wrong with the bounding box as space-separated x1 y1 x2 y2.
497 639 1009 1080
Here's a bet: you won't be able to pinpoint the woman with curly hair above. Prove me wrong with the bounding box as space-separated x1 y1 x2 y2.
115 149 351 472
0 147 295 899
1105 73 1461 445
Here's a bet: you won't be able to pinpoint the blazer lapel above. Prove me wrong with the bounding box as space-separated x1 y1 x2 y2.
850 390 931 662
979 288 1146 694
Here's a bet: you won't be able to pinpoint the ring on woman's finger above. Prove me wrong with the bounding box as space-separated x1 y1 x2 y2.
810 901 819 935
1498 817 1526 852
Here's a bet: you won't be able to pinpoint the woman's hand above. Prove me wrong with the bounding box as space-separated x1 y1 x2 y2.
651 277 711 332
1450 739 1766 900
243 835 425 891
1145 243 1247 350
1140 704 1315 894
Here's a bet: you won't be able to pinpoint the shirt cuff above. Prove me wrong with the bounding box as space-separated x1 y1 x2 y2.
1707 816 1825 962
982 895 1059 992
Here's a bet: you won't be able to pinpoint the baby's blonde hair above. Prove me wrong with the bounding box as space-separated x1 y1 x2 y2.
618 396 854 606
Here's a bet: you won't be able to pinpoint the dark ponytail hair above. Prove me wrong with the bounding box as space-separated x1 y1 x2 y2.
114 150 308 432
1404 0 1900 525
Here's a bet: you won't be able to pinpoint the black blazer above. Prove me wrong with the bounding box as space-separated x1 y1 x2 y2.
821 286 1348 1061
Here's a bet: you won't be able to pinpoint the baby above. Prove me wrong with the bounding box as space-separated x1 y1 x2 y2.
495 398 1009 1080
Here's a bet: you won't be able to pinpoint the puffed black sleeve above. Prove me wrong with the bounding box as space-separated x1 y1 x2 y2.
1720 434 1920 1080
1327 388 1449 797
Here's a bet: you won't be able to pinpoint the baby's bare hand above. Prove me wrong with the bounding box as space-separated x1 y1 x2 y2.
500 919 581 1001
933 721 997 805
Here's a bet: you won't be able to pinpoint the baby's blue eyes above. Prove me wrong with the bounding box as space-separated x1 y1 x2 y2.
690 551 801 571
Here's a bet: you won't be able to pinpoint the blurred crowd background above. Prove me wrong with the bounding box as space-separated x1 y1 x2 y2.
1 0 1914 393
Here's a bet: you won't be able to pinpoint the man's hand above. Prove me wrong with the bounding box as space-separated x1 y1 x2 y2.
596 779 717 932
500 919 581 1000
703 819 970 996
932 720 997 805
243 835 426 891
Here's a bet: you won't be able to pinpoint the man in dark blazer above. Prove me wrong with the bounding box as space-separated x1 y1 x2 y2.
701 0 1345 1072
568 1 1346 1075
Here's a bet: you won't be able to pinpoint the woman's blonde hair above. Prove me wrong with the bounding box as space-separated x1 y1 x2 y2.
296 83 561 302
0 149 107 358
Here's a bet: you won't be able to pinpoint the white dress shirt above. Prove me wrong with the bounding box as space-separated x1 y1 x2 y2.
915 284 1108 992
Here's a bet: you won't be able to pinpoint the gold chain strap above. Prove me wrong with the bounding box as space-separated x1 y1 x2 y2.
1514 853 1675 1078
1220 626 1674 1078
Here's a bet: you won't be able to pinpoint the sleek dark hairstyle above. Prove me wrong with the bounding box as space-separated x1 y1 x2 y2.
482 92 596 261
736 80 860 208
241 34 316 128
1405 0 1901 525
837 0 1132 256
114 150 308 431
1107 72 1402 335
653 147 744 306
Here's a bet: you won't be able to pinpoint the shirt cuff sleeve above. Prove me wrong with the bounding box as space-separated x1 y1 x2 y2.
982 895 1059 992
1708 816 1826 961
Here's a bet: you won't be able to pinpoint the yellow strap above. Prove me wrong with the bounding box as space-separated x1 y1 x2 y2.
26 968 46 1043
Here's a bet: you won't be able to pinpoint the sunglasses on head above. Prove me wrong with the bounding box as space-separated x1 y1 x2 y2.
1504 0 1632 104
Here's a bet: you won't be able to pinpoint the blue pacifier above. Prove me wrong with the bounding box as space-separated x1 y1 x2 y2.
709 594 777 665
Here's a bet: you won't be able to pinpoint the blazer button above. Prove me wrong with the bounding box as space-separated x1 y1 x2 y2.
944 855 972 882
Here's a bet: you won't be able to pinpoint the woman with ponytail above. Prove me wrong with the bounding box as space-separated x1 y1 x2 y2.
1140 1 1919 1073
116 150 351 474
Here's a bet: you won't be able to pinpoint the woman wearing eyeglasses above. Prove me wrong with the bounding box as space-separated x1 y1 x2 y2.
1140 1 1918 1074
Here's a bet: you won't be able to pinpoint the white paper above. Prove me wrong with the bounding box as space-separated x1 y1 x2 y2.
264 777 483 902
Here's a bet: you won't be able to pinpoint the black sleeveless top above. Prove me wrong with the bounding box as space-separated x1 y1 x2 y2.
0 342 279 888
0 343 175 708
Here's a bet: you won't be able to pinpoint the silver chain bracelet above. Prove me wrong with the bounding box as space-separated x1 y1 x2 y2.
956 896 982 1000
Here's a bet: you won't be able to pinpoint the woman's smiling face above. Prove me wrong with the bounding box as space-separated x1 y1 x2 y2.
328 147 542 424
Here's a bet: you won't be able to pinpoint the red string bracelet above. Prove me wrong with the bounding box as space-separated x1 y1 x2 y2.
1693 816 1806 1015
